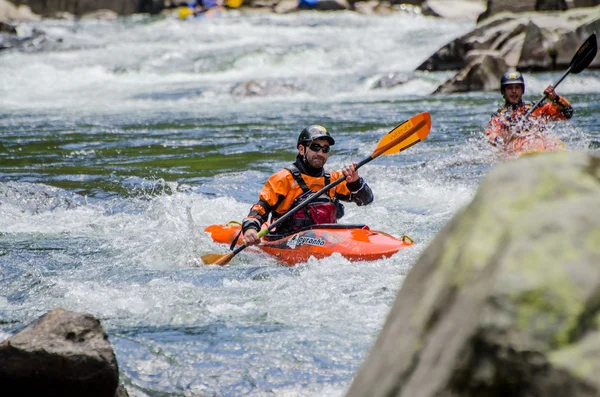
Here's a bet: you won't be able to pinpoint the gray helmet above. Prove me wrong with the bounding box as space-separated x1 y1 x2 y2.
500 71 525 92
297 125 335 147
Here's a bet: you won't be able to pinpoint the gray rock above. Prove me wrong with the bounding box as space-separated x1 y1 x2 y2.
0 0 41 22
0 26 63 53
537 0 568 11
248 0 279 7
478 0 567 23
371 72 412 89
417 7 600 76
0 20 16 33
433 51 507 93
353 0 382 14
423 0 486 19
391 0 425 4
346 152 600 397
0 308 121 397
8 0 157 16
116 384 130 397
574 0 600 5
230 79 302 96
517 20 558 71
314 0 351 10
81 9 119 20
273 0 298 13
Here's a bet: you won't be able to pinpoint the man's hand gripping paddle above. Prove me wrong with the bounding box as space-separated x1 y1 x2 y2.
201 111 432 266
524 33 597 119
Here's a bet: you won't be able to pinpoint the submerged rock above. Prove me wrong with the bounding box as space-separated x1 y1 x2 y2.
346 152 600 397
231 79 302 96
0 25 62 53
371 72 413 89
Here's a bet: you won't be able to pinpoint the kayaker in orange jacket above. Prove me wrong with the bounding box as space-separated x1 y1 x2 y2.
242 125 374 246
485 71 573 153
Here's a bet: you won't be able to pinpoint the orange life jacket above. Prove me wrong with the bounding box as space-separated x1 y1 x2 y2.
284 165 339 231
243 163 363 235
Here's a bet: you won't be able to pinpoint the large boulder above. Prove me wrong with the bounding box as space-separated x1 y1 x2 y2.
416 13 527 72
417 6 600 76
516 19 559 71
0 308 124 397
346 152 600 397
433 51 507 93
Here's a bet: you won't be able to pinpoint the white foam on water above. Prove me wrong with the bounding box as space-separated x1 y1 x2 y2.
0 12 469 114
526 72 600 95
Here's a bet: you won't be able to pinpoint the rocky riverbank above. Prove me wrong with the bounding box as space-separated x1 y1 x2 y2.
427 5 600 94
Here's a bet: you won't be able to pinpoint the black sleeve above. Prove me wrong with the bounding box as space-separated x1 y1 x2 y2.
554 96 573 119
242 200 271 233
242 218 261 233
242 195 288 233
344 177 374 206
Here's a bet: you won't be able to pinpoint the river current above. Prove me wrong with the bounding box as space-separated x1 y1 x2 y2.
1 10 599 397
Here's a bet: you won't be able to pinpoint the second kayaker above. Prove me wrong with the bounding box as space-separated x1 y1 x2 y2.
485 71 573 152
242 125 374 246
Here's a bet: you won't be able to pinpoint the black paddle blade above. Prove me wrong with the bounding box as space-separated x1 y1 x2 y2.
570 33 597 74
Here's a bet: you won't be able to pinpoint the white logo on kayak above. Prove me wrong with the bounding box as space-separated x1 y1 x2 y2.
286 234 326 249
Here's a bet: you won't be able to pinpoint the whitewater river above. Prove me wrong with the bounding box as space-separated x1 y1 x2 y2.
1 9 599 397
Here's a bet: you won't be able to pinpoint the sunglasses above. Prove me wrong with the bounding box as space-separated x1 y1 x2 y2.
308 143 331 153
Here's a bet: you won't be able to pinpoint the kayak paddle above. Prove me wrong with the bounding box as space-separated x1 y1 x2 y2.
524 32 597 118
201 111 432 266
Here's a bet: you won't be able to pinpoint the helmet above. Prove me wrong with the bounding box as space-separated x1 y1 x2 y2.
500 71 525 91
297 125 335 147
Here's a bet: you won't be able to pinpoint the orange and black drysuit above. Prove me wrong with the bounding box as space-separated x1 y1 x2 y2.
242 155 374 235
485 96 572 152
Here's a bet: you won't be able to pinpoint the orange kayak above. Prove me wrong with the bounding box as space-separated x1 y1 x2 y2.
505 133 565 154
204 222 414 266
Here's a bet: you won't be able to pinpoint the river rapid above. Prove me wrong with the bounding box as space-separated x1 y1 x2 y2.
1 10 599 397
